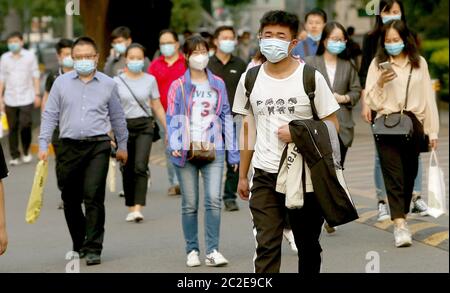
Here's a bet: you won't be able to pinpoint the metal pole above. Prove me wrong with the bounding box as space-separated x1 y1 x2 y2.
65 0 74 39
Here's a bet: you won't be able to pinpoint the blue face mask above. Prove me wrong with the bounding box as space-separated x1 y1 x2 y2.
113 43 127 55
219 40 236 54
385 42 405 56
326 40 346 55
382 14 402 24
160 44 176 57
8 42 21 53
260 38 291 63
61 56 74 68
127 60 144 73
74 59 96 75
308 33 322 42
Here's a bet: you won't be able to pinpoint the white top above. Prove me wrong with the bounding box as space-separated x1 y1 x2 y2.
233 62 340 173
0 49 40 107
114 73 160 119
190 80 218 142
325 61 337 88
365 56 440 140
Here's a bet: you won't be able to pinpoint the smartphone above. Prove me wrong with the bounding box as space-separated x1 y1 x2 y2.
379 61 397 78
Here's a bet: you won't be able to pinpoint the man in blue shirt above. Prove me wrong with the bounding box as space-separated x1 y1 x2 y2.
39 37 128 266
292 8 327 59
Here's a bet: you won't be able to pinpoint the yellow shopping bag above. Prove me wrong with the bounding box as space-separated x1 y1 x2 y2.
25 160 49 224
1 112 8 132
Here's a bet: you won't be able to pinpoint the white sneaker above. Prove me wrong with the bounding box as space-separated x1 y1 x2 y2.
377 202 390 222
22 154 32 164
9 159 20 166
186 250 201 267
205 250 228 267
394 225 412 248
412 196 428 216
134 211 144 223
283 229 298 253
125 212 136 222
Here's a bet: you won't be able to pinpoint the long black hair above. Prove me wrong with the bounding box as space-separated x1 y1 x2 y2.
370 0 407 35
316 21 350 60
375 20 420 69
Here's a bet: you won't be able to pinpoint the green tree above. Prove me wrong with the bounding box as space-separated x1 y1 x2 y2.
170 0 203 33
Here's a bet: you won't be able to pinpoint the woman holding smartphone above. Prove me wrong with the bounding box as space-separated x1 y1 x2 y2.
365 20 439 248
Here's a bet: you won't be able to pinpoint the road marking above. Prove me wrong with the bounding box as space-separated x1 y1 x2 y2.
423 231 449 246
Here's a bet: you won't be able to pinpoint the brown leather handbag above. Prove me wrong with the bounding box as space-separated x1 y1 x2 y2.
179 79 216 163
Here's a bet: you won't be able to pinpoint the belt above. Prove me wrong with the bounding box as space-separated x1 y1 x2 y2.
61 134 111 143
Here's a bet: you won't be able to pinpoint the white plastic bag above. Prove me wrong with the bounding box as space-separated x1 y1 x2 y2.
107 158 117 193
427 150 447 218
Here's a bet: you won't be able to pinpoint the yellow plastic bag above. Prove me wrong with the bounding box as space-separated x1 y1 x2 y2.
0 112 8 138
26 160 49 224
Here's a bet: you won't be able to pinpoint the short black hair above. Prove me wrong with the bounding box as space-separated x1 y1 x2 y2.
111 26 131 40
72 36 98 52
213 26 235 39
305 8 327 23
7 31 23 41
55 38 74 54
259 10 299 39
347 26 355 36
159 29 179 42
125 43 146 57
183 35 209 66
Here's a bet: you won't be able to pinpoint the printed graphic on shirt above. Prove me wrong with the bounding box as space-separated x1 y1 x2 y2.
190 82 218 141
255 96 301 116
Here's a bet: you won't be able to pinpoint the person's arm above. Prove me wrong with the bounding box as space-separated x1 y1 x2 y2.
218 84 239 168
151 98 166 132
421 58 439 149
0 57 5 112
108 84 128 164
237 114 256 201
323 112 340 132
364 59 395 111
38 80 61 161
0 180 7 256
343 64 362 107
31 54 41 108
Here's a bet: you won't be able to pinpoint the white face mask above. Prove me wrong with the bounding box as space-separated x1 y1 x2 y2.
259 38 291 63
189 54 209 71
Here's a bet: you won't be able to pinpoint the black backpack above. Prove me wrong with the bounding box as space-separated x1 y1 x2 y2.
244 64 359 227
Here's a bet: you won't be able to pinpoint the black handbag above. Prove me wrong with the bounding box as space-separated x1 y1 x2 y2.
372 66 414 138
118 76 161 142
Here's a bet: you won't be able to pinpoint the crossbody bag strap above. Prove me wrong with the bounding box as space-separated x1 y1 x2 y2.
402 66 414 114
118 75 151 118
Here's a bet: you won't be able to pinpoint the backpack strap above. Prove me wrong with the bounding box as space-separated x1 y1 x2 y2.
244 65 262 111
303 64 320 121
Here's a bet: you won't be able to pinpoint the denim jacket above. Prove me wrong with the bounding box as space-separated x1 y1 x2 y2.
166 69 240 167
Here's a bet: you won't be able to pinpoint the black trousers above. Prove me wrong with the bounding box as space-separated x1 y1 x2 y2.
339 137 349 168
375 135 419 220
121 130 153 207
250 169 324 275
52 128 63 191
57 139 110 254
5 104 33 159
223 156 239 202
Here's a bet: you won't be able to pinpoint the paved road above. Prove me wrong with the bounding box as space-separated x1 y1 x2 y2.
0 106 448 273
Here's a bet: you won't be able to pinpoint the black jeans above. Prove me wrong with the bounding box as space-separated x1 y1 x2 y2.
250 168 324 275
5 104 33 159
57 139 110 255
52 127 63 190
223 152 238 202
121 129 153 207
339 136 349 168
375 135 419 220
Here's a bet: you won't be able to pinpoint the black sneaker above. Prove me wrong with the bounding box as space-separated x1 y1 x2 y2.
224 201 239 212
86 253 101 266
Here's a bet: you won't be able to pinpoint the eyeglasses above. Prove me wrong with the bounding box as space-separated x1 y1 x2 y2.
328 37 347 43
72 54 97 61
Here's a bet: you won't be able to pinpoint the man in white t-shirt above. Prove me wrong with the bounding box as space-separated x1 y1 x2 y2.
233 10 340 274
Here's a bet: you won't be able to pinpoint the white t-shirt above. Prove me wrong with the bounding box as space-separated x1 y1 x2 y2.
325 62 337 88
233 62 340 173
190 81 218 141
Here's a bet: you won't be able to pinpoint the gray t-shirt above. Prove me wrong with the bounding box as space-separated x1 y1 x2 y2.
114 73 160 119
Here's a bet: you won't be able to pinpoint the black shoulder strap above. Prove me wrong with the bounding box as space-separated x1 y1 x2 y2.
244 65 262 111
303 64 319 121
118 75 151 117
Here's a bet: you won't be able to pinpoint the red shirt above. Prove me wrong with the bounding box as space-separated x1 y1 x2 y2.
148 54 186 111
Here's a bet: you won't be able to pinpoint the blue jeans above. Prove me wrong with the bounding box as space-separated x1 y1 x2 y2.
175 152 225 254
375 152 423 202
157 119 179 186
